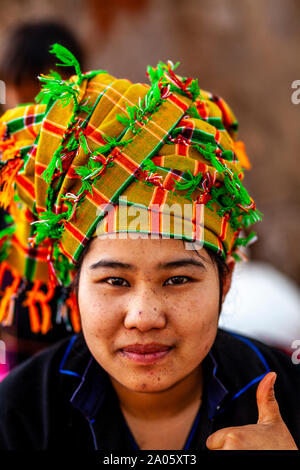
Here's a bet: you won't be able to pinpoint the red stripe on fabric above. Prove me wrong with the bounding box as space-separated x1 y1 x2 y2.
87 187 110 206
43 120 65 137
212 96 231 130
35 161 47 176
64 220 88 245
192 203 203 241
35 204 46 215
58 240 76 265
219 216 228 242
178 142 187 156
152 156 164 166
163 170 182 191
28 145 37 158
149 207 160 234
216 236 224 255
196 100 208 119
167 94 189 112
11 234 48 260
25 106 38 139
194 160 208 175
85 123 107 145
149 187 167 234
114 149 140 174
66 166 81 178
24 209 35 222
16 173 35 198
150 186 168 207
178 117 193 127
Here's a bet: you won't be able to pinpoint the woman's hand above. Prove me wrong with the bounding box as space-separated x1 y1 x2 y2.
206 372 298 450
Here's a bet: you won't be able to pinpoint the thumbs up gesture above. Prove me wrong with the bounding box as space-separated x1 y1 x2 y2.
206 372 298 450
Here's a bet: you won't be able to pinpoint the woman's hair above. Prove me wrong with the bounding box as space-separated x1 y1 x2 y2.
71 237 230 313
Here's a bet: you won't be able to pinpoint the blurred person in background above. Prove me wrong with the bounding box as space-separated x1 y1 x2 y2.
0 21 85 378
0 20 84 110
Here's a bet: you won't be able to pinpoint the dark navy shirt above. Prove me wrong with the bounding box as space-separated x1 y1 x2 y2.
64 337 228 450
0 329 299 450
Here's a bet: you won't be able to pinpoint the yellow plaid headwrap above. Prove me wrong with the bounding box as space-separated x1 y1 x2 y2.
0 44 261 333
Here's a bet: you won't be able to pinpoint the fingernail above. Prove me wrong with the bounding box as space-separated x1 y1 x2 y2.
270 372 277 387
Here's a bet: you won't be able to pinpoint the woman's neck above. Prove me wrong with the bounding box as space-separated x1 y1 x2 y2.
109 366 203 421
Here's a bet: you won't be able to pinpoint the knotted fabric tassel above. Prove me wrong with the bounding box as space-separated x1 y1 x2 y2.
0 261 9 292
22 280 55 334
66 291 81 333
0 158 24 209
0 269 21 323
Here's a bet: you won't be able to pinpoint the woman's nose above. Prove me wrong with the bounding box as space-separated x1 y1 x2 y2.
123 288 167 331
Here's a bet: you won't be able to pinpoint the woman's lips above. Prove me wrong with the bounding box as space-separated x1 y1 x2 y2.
119 348 172 364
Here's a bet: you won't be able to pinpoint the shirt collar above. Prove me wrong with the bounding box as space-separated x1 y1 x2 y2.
203 351 229 419
64 335 228 421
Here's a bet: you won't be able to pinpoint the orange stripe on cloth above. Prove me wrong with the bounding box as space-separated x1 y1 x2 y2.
112 148 140 175
11 233 49 260
0 270 21 323
43 119 66 138
162 170 182 191
22 280 55 334
24 105 39 139
167 93 190 112
87 187 110 206
16 173 35 198
219 215 229 242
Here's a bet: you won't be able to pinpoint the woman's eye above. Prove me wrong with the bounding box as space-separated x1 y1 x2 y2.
100 276 192 287
164 276 191 286
103 277 129 287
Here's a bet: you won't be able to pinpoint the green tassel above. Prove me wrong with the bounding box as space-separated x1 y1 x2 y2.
187 78 201 101
174 170 202 200
31 210 70 243
242 209 263 228
50 43 82 82
141 159 159 173
147 60 180 85
41 146 63 184
36 75 79 108
53 244 73 285
78 133 89 155
235 231 258 247
232 252 242 262
116 82 165 134
0 224 15 239
187 104 201 119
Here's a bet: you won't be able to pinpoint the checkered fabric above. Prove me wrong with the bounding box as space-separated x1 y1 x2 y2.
0 45 262 333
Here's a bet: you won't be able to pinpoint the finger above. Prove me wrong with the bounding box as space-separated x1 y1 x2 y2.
256 371 281 424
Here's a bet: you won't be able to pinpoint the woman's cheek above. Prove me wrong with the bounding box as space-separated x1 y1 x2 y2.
81 292 122 335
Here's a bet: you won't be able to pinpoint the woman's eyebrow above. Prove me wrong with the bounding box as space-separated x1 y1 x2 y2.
89 257 207 271
158 258 207 270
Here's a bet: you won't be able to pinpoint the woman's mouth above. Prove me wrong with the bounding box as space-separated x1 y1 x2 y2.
119 344 173 364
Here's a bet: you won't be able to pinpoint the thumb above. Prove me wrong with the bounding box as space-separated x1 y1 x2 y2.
256 371 281 424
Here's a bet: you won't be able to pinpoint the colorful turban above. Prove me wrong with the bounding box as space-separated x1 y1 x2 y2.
0 44 262 333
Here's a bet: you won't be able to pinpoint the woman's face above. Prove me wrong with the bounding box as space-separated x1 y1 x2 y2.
78 235 232 393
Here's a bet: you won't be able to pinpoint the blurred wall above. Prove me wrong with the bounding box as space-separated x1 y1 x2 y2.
0 0 299 285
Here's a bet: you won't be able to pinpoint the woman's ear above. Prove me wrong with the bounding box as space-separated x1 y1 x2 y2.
221 255 236 303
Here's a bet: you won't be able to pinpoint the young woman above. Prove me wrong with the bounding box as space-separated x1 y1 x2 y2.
0 45 298 450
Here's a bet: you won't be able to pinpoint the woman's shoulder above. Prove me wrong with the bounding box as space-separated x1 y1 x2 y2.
214 328 300 422
0 335 73 405
0 333 90 449
215 328 299 376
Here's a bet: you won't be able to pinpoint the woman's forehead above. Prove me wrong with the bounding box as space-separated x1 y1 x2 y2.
84 234 209 269
90 234 204 254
